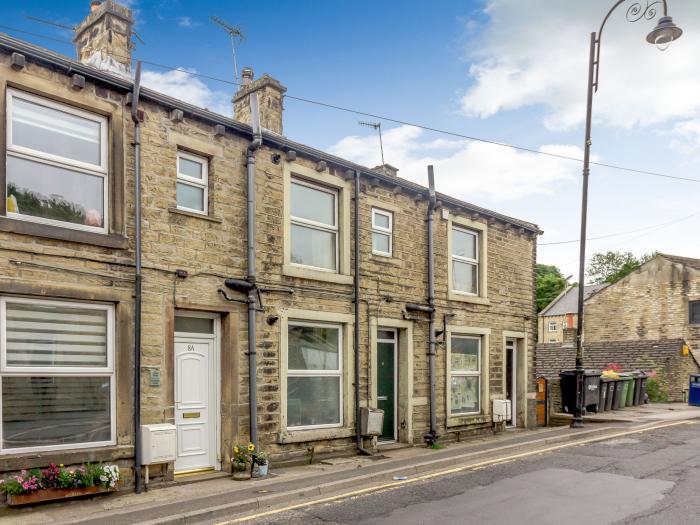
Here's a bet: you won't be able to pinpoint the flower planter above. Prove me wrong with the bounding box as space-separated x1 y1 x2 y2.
257 464 269 477
232 470 251 481
6 486 116 506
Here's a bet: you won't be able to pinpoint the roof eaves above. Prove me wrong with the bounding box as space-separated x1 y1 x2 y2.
0 32 542 234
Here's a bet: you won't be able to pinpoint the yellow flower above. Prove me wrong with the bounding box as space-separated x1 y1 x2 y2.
248 443 255 452
233 446 239 454
59 464 64 468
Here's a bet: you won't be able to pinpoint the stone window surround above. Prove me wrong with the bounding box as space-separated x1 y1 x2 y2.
0 296 116 455
371 207 393 257
0 278 133 467
0 77 127 249
445 325 491 428
278 308 355 444
166 130 223 222
175 150 209 215
364 197 403 267
447 214 489 305
282 162 352 285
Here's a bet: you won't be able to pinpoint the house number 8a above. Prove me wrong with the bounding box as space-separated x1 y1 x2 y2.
187 344 195 352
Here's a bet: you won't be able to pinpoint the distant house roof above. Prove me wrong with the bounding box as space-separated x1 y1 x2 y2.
539 284 606 317
535 338 689 378
659 253 700 271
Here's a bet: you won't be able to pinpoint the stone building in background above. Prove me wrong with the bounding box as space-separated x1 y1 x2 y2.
0 0 539 487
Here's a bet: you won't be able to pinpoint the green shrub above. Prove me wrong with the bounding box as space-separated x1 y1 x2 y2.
646 377 669 403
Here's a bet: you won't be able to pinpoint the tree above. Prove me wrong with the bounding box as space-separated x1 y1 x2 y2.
536 264 567 312
586 250 656 285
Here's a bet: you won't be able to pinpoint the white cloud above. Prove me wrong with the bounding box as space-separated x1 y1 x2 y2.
177 16 199 28
460 1 700 131
141 69 231 116
329 125 580 200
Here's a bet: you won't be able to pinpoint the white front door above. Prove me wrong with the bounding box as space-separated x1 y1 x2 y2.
505 338 516 427
174 335 216 472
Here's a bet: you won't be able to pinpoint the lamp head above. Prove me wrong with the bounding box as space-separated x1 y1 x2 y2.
646 16 683 47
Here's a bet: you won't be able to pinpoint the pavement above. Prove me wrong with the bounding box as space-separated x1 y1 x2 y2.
2 403 700 525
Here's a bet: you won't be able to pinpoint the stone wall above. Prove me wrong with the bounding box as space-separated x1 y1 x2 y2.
0 45 539 480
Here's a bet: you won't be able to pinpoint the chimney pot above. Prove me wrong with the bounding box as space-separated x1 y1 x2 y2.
90 1 101 12
241 67 254 85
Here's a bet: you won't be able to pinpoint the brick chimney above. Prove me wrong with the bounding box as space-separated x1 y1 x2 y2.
233 68 287 135
73 1 134 78
562 327 577 348
373 164 399 178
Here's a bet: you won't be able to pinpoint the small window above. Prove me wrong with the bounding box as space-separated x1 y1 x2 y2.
371 208 393 257
0 297 114 453
450 335 481 415
690 301 700 325
451 227 479 295
287 322 342 429
290 179 338 271
548 321 557 332
6 89 109 233
176 151 208 214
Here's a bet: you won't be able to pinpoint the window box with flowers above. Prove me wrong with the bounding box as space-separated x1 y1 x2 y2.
0 463 120 506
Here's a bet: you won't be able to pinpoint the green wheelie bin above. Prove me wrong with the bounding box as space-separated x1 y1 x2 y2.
626 372 638 406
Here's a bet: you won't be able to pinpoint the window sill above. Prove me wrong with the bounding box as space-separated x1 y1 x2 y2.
0 444 133 470
448 292 490 305
0 217 128 249
278 427 353 444
282 263 353 285
168 207 223 223
446 414 491 428
369 254 404 267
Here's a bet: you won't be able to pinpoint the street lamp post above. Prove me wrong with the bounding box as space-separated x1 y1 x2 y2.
572 0 682 429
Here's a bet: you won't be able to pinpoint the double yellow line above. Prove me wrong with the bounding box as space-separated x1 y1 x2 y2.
218 419 695 524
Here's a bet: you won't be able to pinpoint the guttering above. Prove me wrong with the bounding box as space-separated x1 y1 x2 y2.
354 170 372 456
130 60 143 494
246 92 262 447
0 33 540 236
425 165 438 446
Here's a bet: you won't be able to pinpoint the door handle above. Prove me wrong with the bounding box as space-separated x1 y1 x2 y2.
377 396 388 401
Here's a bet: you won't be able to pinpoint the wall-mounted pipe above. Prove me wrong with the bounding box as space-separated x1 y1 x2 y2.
425 165 438 446
354 170 372 456
246 92 263 447
130 60 143 493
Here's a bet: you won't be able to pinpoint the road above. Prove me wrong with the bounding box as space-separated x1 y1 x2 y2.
237 422 700 525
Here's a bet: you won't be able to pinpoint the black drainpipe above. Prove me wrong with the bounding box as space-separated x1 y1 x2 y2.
425 165 438 446
354 170 372 455
246 93 262 446
130 61 143 493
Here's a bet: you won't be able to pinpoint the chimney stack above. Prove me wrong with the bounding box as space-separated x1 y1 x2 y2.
233 68 287 135
73 1 134 78
373 164 399 178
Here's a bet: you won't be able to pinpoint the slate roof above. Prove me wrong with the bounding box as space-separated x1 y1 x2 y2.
535 339 689 378
659 253 700 271
539 284 606 317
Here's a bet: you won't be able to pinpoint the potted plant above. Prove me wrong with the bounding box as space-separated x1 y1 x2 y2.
232 443 254 481
253 450 269 477
0 463 120 506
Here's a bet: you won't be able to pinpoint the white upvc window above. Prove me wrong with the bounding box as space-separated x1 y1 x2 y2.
548 321 557 332
286 321 342 430
371 208 393 257
5 88 109 233
451 226 479 295
0 297 115 454
290 179 339 272
176 150 209 214
449 335 481 415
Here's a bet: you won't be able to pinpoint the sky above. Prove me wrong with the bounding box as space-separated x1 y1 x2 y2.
3 0 700 281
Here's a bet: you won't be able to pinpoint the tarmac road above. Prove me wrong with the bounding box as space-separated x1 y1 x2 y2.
239 421 700 525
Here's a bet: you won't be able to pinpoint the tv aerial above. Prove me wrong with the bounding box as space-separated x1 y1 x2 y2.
359 121 385 166
210 16 246 85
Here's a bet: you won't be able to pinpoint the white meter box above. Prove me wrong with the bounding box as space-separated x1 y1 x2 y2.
141 424 176 465
492 400 512 423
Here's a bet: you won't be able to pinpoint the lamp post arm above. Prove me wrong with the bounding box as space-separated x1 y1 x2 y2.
593 0 668 91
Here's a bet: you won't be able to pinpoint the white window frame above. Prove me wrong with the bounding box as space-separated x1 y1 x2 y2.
449 335 481 416
548 321 557 332
290 178 339 273
371 208 393 257
0 296 116 454
451 226 479 296
5 88 109 234
286 320 343 431
176 150 209 215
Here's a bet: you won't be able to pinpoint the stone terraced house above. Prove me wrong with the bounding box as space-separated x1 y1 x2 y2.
0 1 539 488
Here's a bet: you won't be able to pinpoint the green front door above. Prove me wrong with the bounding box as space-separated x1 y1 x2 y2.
377 329 396 441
